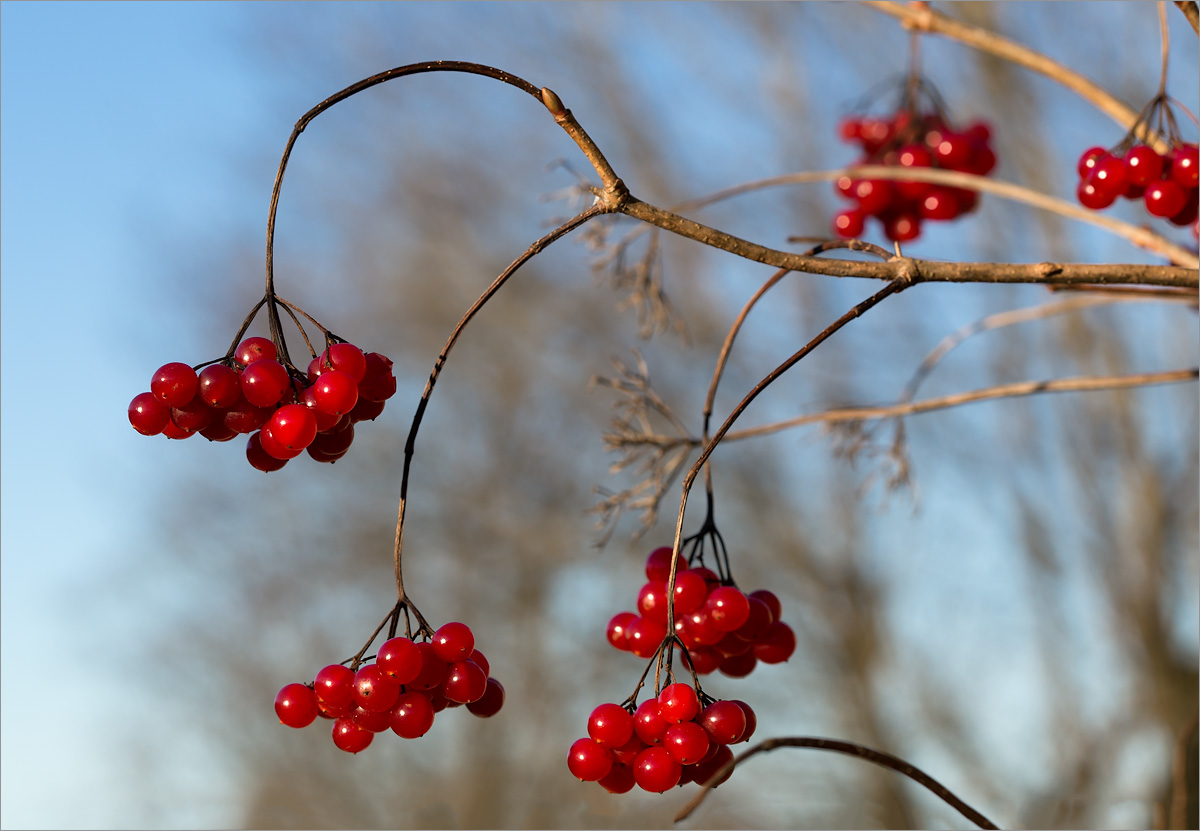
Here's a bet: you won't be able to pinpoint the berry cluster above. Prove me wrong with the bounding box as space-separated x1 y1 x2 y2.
127 337 397 471
568 684 756 793
833 109 997 243
1076 141 1199 227
605 547 796 678
273 622 504 753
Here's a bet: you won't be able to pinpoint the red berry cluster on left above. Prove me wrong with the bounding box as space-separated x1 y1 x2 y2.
273 622 505 754
567 684 756 794
127 337 397 471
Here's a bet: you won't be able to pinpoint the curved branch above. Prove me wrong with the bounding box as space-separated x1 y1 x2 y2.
673 735 999 829
1173 1 1199 35
863 1 1167 152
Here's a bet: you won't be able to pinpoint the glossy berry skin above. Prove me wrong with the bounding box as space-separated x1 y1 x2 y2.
314 664 355 707
749 590 781 622
199 420 238 443
224 399 272 434
568 738 613 782
314 343 367 383
672 570 709 615
690 744 735 789
1077 146 1108 179
274 683 318 728
389 691 435 738
1088 155 1127 196
754 621 797 664
633 699 669 746
352 664 401 713
443 660 488 704
644 547 674 582
431 622 475 663
588 703 634 748
235 337 276 366
331 718 374 753
706 586 751 632
657 683 700 724
597 762 637 794
348 396 386 423
883 211 921 243
699 700 748 745
245 433 288 472
258 425 303 461
732 700 757 743
625 616 667 659
1124 145 1164 186
606 611 637 651
312 370 359 416
632 746 681 793
267 404 318 450
357 352 397 402
1144 179 1187 218
170 396 214 433
663 721 710 765
151 363 199 408
1172 144 1199 189
240 359 291 408
832 207 866 238
466 678 505 717
129 392 171 436
197 364 242 408
408 643 448 691
375 637 422 685
719 651 758 678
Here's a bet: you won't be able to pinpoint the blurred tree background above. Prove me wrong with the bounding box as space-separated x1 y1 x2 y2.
100 3 1196 828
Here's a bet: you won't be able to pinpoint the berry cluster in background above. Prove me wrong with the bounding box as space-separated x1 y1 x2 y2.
606 546 796 678
128 337 397 471
832 100 997 243
1077 141 1198 229
568 684 756 794
273 622 504 754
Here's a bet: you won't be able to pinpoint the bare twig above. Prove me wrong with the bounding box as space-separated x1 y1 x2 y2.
673 735 999 829
1175 1 1200 35
863 1 1168 152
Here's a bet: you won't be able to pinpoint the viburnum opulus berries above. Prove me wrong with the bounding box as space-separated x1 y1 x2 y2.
274 622 502 753
1076 141 1199 226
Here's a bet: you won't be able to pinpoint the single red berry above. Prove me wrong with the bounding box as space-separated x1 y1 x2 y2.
407 643 448 691
1124 145 1165 187
754 621 797 664
331 717 373 753
357 352 397 402
678 608 723 647
240 359 291 408
657 683 700 724
274 683 318 728
644 547 674 582
1077 176 1117 210
1089 154 1128 195
223 398 272 434
199 419 238 443
894 144 934 199
611 734 648 766
317 696 353 720
706 586 751 632
606 611 638 651
672 570 709 615
678 645 721 675
699 700 748 745
919 186 962 221
832 207 867 238
161 419 195 440
749 589 781 622
597 762 636 794
375 637 422 684
732 700 757 743
719 651 758 678
389 691 435 738
663 721 710 765
311 370 359 416
633 699 669 746
632 746 681 793
964 120 992 143
352 664 401 713
838 116 863 142
883 211 921 242
1169 193 1198 226
637 581 671 624
350 704 393 733
258 425 303 460
426 688 452 713
299 384 343 432
734 596 773 642
348 396 386 423
714 631 754 658
690 744 735 789
1171 144 1199 189
196 364 241 408
588 703 635 748
442 660 488 704
314 664 355 707
1077 145 1108 179
235 337 276 366
852 179 894 216
170 395 214 433
128 392 171 436
245 432 288 471
568 737 614 782
690 566 721 589
431 621 475 663
151 362 199 408
307 424 356 463
313 343 366 383
1145 178 1187 218
964 143 997 176
626 616 667 658
466 677 505 717
267 403 318 450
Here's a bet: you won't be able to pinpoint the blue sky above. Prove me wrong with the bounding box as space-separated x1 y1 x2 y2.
2 3 1197 829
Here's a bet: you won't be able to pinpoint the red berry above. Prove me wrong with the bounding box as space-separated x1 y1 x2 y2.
637 581 671 625
597 762 637 794
274 683 318 728
389 691 435 738
706 586 751 632
1171 144 1199 189
678 608 723 647
375 637 423 684
245 432 288 472
314 664 355 707
732 700 757 743
933 133 972 170
239 359 291 408
1145 178 1187 218
431 622 475 663
350 704 393 733
1124 145 1164 187
1077 146 1108 179
1169 192 1198 226
196 364 241 408
1077 178 1116 210
128 392 171 436
331 717 373 753
442 660 488 704
625 616 667 658
894 144 934 200
466 678 505 717
657 683 700 724
311 370 359 416
258 425 303 460
719 651 758 678
307 424 356 462
663 721 710 765
852 179 894 216
749 590 782 622
568 737 613 782
632 746 681 793
170 395 214 433
690 744 735 789
606 611 638 651
833 207 867 238
352 664 401 713
735 596 773 642
407 643 449 691
883 211 921 242
316 343 367 383
838 116 863 142
468 649 490 678
645 547 675 582
699 700 748 745
672 570 708 615
919 187 962 221
357 352 397 402
235 337 276 366
151 362 199 408
267 403 318 450
1089 154 1128 195
964 143 997 176
754 621 797 664
199 419 238 443
677 645 721 675
588 703 635 748
633 699 669 745
223 398 273 434
348 396 386 423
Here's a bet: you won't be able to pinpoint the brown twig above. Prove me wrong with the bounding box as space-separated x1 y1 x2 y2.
1175 1 1200 35
863 1 1168 152
673 735 999 829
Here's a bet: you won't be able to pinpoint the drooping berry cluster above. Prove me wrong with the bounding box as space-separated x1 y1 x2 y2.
833 108 997 243
127 337 397 471
605 547 796 678
273 622 504 753
568 683 756 793
1076 141 1199 227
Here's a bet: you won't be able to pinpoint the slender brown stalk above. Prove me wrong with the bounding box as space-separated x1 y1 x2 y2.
673 735 999 829
1175 1 1199 35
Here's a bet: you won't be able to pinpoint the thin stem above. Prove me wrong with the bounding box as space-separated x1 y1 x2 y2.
863 1 1167 152
673 735 999 829
391 207 607 600
1159 2 1172 98
1176 1 1200 35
